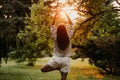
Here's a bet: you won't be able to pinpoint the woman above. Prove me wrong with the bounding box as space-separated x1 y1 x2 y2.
41 10 74 80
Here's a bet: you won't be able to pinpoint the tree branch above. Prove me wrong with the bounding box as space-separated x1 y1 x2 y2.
74 10 105 33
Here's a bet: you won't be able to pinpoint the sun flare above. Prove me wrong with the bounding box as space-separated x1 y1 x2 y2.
58 0 66 4
62 6 79 23
53 6 79 26
50 0 79 24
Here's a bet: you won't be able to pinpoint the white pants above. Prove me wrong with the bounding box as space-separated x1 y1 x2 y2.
47 56 70 73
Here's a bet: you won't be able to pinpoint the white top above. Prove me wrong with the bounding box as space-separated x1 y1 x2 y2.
50 24 74 57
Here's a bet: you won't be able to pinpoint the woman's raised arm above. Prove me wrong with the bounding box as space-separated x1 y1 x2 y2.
52 12 59 25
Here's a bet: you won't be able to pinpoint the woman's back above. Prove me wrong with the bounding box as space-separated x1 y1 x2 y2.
50 24 74 57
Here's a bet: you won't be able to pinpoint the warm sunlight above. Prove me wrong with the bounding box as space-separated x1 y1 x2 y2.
62 6 79 23
0 5 3 8
51 5 79 26
49 0 79 24
50 2 57 7
54 6 79 26
54 11 68 26
58 0 66 4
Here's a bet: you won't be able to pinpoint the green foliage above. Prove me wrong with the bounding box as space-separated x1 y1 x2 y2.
12 1 53 65
94 36 120 69
0 0 30 63
72 0 120 74
78 36 120 74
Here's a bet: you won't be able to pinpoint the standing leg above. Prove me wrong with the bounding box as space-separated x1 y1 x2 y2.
60 71 68 80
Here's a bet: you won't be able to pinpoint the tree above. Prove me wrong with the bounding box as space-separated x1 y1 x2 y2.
0 0 30 65
10 1 52 65
72 0 120 74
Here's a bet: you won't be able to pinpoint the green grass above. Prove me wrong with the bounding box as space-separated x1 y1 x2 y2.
0 58 120 80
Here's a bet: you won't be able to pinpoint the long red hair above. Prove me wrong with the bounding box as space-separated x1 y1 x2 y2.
57 24 70 51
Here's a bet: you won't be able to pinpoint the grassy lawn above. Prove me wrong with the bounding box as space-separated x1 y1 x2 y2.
0 57 120 80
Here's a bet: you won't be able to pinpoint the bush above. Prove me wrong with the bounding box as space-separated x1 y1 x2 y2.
73 36 120 74
93 36 120 74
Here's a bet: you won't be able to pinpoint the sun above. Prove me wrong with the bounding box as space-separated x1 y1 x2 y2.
58 0 66 4
53 7 79 26
57 0 79 22
50 0 79 24
62 6 79 23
